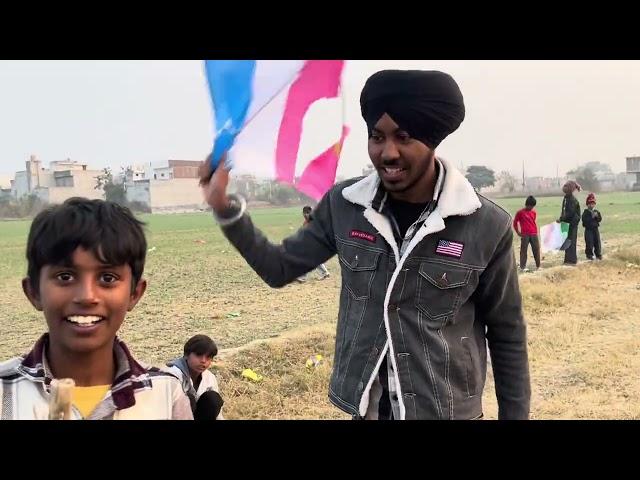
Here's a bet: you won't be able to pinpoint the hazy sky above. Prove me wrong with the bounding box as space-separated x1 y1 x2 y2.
1 60 639 182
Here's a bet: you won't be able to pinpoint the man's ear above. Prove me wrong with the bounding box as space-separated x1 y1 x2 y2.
22 277 42 311
127 278 147 311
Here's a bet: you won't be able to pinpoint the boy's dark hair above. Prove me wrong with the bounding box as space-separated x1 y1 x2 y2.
302 206 312 214
26 197 147 292
525 196 537 207
184 334 218 358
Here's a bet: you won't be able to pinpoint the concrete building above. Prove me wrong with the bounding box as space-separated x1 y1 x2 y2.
627 156 640 190
125 159 206 212
10 155 103 203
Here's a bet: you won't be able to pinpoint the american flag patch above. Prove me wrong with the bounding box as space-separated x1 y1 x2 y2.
435 239 464 258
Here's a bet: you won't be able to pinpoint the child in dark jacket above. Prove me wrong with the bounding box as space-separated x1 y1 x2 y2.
582 192 603 260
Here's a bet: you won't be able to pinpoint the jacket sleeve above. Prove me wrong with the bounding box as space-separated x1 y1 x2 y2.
474 220 531 419
217 188 338 288
172 386 195 420
512 211 520 233
559 199 570 223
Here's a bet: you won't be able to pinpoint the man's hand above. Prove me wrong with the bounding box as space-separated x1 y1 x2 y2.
199 152 231 214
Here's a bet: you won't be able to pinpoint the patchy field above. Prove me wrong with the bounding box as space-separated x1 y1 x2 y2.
1 192 639 419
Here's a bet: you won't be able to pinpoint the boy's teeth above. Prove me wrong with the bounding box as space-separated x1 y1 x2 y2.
67 315 102 325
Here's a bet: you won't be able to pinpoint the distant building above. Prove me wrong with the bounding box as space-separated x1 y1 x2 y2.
524 176 566 192
594 171 616 191
124 159 205 212
0 175 11 200
615 172 636 190
10 155 103 203
627 156 640 190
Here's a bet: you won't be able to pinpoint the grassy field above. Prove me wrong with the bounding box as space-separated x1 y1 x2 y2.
1 192 639 419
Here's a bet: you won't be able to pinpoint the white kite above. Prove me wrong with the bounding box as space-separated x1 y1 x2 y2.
540 221 570 253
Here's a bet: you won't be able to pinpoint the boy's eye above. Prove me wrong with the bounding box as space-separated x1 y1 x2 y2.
56 272 74 282
396 132 411 142
370 133 383 143
100 273 118 284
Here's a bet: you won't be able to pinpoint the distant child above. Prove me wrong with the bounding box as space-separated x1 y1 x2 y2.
296 206 330 282
0 198 192 419
582 192 603 260
166 334 224 420
513 195 541 271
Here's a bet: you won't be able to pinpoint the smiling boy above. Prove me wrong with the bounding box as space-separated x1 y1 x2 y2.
0 197 192 419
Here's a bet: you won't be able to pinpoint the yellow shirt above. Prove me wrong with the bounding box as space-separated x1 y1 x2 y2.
72 385 110 418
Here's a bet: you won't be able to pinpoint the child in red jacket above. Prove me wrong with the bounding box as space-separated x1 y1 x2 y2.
513 196 540 271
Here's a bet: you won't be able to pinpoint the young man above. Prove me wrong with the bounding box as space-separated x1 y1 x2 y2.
558 180 582 265
582 192 603 260
201 70 530 420
0 198 192 420
513 196 541 271
166 334 224 420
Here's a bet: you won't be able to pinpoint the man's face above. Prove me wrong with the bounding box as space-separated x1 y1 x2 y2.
187 352 213 375
303 212 311 221
368 113 435 195
23 247 146 355
562 184 572 195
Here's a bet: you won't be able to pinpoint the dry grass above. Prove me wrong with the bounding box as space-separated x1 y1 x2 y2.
482 255 640 419
2 195 640 419
214 324 348 419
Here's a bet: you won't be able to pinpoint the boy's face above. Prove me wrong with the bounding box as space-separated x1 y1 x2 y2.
22 247 146 355
186 352 213 375
588 202 596 209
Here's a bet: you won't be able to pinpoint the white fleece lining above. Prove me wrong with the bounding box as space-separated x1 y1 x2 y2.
363 208 399 262
342 157 480 218
357 207 399 416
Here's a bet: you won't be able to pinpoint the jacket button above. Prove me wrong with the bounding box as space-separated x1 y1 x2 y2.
370 347 379 358
357 381 364 392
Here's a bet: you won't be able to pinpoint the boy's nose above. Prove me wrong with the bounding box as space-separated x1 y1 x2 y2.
73 279 99 305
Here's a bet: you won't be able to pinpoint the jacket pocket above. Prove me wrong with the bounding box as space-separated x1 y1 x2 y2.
339 243 380 300
416 261 472 329
461 336 481 397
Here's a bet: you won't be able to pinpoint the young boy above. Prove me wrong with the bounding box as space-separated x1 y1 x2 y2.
166 334 224 420
0 197 192 420
582 192 603 260
513 195 541 271
296 206 329 282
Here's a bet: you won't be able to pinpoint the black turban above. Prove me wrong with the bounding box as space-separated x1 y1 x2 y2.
360 70 465 149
